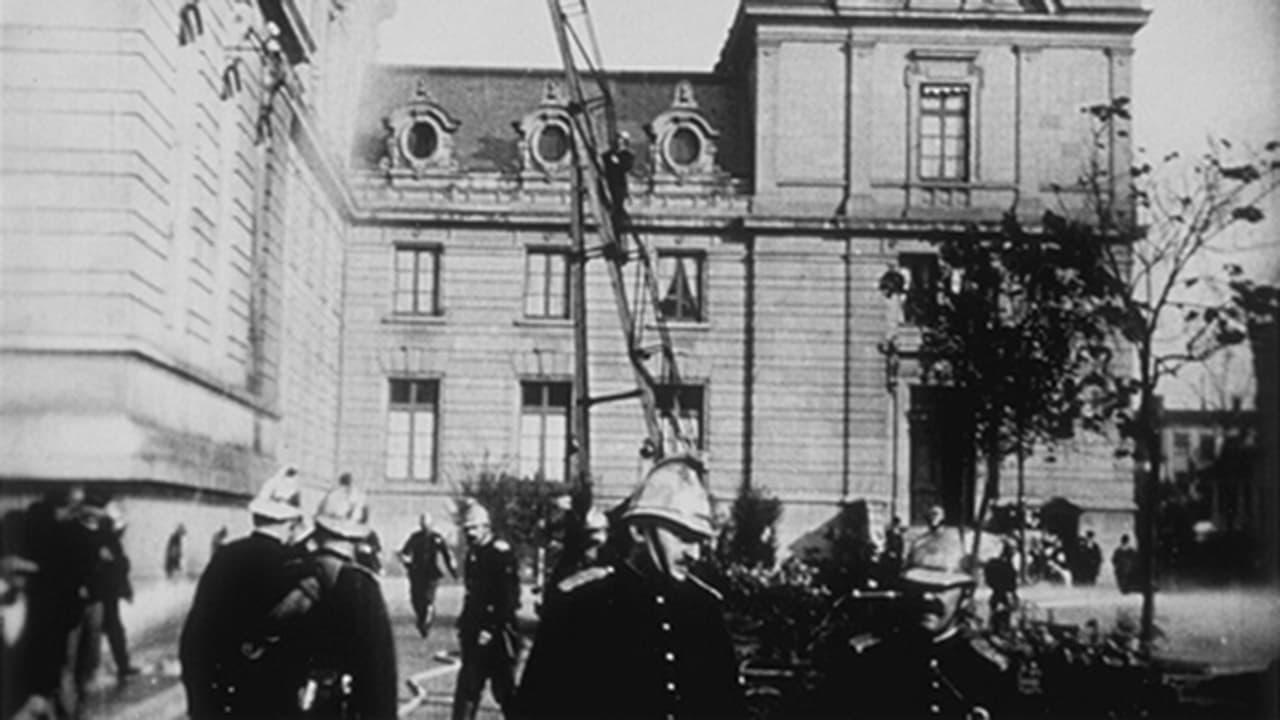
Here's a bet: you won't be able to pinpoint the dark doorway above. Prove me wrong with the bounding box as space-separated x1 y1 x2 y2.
908 385 975 525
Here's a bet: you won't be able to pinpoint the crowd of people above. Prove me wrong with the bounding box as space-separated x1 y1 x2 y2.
168 456 746 720
1 486 139 719
5 462 1158 720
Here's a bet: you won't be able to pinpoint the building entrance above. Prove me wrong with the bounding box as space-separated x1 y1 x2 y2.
908 386 975 526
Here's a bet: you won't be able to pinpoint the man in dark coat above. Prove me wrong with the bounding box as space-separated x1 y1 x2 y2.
1112 534 1138 594
2 554 57 720
179 467 306 719
23 486 96 718
269 482 398 720
513 456 745 720
398 512 457 639
815 520 1013 719
97 502 139 681
452 503 520 720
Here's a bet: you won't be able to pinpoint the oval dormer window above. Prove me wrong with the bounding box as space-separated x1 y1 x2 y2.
535 123 571 166
666 126 702 169
404 121 440 162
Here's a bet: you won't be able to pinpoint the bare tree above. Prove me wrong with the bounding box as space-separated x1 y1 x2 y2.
1063 98 1280 645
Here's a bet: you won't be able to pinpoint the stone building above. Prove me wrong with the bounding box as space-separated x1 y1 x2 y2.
341 0 1149 550
1 0 1151 572
0 0 393 577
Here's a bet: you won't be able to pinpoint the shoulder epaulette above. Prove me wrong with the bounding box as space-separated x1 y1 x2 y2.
557 565 614 594
347 561 379 581
492 539 511 552
850 633 882 654
687 573 723 601
968 636 1010 671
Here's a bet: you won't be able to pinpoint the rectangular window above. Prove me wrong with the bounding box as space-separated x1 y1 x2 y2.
393 247 441 315
899 252 941 326
519 381 570 482
524 248 569 318
1172 431 1191 456
386 378 438 482
919 84 969 181
656 251 704 322
1197 433 1215 463
656 384 705 450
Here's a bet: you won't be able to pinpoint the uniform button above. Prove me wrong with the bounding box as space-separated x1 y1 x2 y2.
665 652 676 662
656 595 666 605
930 681 941 690
666 682 676 692
929 704 941 714
661 622 671 632
929 659 939 669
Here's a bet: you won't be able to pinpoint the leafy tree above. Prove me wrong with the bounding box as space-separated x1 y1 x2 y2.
1050 98 1280 644
883 213 1114 566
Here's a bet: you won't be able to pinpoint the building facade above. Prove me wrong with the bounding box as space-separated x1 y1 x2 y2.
341 0 1150 551
0 0 393 577
1 0 1151 571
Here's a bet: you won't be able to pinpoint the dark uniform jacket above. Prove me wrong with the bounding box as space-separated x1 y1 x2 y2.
513 563 745 720
400 529 453 584
179 531 298 719
830 627 1010 719
458 538 518 639
283 548 399 720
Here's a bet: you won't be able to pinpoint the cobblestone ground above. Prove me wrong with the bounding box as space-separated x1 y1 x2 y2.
79 579 1279 718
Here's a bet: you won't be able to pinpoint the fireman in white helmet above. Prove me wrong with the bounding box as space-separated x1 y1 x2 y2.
513 456 745 719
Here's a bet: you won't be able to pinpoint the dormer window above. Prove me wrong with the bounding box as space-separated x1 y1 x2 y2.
380 80 462 175
646 80 722 181
534 121 572 168
666 127 703 168
516 81 576 177
403 121 441 163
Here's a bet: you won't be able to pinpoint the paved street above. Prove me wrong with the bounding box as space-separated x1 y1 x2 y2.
80 577 1279 719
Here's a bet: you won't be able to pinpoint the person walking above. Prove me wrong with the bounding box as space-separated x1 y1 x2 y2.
452 503 520 720
1078 530 1103 586
985 541 1019 633
398 512 457 640
513 456 745 720
179 467 306 719
164 524 186 579
1112 534 1138 594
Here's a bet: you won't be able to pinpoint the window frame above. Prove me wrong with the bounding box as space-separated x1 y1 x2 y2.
518 379 572 482
904 50 981 188
917 83 971 182
655 249 706 323
385 377 441 484
392 245 443 316
522 246 571 320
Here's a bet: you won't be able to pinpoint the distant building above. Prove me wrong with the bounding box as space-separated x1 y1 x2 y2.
1 0 1152 568
0 0 393 576
339 0 1149 549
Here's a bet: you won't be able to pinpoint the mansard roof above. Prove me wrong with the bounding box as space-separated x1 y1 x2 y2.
351 65 750 177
